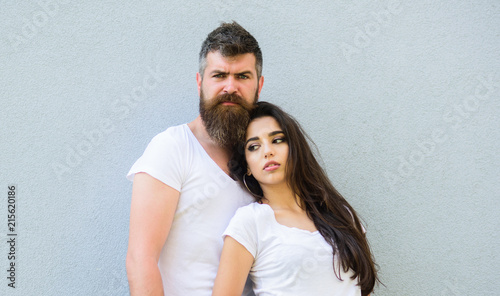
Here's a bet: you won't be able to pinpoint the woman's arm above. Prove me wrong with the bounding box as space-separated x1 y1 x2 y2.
126 173 180 296
212 236 254 296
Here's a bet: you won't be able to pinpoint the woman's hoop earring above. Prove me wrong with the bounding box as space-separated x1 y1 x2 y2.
243 173 260 198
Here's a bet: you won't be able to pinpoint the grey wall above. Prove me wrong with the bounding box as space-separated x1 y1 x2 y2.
1 1 499 295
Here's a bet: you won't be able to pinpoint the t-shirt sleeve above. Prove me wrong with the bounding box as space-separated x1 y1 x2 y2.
126 128 185 192
223 206 258 258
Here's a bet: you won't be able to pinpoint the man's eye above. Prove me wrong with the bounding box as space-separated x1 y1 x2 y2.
213 74 225 78
238 75 249 79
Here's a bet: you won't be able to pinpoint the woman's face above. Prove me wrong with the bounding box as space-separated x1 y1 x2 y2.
245 116 289 188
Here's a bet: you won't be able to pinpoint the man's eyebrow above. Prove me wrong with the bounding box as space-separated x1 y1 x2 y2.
245 131 284 146
235 71 253 76
209 70 227 75
209 70 254 76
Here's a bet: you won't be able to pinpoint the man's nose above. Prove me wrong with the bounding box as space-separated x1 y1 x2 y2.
223 76 237 94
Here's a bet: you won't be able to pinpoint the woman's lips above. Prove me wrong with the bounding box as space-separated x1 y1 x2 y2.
263 161 280 171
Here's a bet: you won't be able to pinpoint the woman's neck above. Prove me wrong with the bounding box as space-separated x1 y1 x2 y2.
261 182 317 233
261 183 302 211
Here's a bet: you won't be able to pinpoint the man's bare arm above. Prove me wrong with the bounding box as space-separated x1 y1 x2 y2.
126 173 180 295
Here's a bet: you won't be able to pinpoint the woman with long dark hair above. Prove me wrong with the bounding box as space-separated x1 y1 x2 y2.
212 102 379 296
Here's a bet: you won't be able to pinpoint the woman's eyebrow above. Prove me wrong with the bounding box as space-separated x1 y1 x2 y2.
269 131 284 136
245 136 259 146
245 131 284 146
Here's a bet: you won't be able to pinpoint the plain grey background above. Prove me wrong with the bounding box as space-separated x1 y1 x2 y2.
1 1 499 295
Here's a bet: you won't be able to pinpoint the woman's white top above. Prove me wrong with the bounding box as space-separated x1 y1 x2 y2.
223 202 361 296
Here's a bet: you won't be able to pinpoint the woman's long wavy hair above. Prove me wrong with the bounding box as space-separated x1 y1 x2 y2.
229 101 379 295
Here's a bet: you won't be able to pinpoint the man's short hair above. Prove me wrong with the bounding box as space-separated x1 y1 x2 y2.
199 21 263 78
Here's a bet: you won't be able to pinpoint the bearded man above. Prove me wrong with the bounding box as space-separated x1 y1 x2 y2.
126 22 264 296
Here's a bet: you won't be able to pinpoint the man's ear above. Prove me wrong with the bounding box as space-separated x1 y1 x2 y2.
196 72 202 97
257 75 264 98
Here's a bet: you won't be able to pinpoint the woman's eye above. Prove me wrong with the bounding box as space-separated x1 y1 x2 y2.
273 137 285 144
247 144 259 151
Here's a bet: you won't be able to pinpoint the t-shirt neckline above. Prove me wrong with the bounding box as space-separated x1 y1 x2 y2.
183 124 238 183
258 202 320 235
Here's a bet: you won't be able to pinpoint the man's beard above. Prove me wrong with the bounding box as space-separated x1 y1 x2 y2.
199 89 257 149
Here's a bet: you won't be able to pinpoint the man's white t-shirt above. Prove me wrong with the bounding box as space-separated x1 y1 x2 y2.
224 202 362 296
127 124 254 296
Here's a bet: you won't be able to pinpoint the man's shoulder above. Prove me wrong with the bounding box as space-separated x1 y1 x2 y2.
154 123 188 139
148 123 191 147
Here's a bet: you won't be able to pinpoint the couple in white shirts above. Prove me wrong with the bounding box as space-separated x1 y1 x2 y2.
126 22 379 296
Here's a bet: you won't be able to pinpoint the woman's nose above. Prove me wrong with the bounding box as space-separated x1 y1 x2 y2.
263 143 274 158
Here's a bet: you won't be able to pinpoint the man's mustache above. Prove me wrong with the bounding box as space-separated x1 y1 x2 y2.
215 93 245 105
